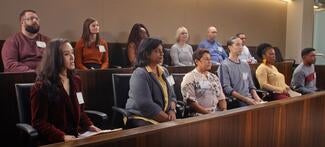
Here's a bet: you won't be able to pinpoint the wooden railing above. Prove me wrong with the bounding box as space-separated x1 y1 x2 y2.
0 62 307 146
43 91 325 147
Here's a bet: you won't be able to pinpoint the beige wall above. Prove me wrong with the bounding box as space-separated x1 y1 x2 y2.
285 0 314 62
0 0 287 50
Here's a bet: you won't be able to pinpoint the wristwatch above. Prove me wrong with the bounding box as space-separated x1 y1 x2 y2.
169 108 177 113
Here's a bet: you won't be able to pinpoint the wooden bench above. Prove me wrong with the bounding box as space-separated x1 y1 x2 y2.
42 91 325 147
0 62 295 146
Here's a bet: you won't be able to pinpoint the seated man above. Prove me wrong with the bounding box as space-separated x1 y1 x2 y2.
181 49 226 116
1 9 49 72
198 26 228 65
291 48 318 94
218 36 262 108
236 33 256 64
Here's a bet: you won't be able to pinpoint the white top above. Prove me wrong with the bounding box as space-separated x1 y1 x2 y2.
239 45 256 64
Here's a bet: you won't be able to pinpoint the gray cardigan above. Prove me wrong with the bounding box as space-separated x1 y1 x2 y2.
125 67 177 118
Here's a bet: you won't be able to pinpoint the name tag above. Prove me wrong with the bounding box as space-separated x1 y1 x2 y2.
36 41 46 48
199 80 210 89
98 45 106 53
242 72 248 81
166 75 175 86
217 46 223 52
76 92 84 104
314 72 316 79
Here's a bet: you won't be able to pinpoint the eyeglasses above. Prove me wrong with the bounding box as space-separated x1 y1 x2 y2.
24 17 40 22
240 37 247 40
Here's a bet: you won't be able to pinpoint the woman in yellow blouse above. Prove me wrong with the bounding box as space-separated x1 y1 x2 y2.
255 43 290 100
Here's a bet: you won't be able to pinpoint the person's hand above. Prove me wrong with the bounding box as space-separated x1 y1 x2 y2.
247 59 253 64
247 98 258 105
64 135 76 141
168 111 176 121
256 98 267 104
274 87 284 94
282 87 290 93
254 98 263 103
88 125 101 132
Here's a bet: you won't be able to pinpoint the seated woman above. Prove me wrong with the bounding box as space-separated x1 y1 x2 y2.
75 18 109 70
170 26 194 66
255 43 293 100
31 39 101 144
127 23 150 67
218 36 262 109
181 49 227 116
125 38 177 128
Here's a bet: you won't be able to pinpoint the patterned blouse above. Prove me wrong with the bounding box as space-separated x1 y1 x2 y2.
181 69 225 116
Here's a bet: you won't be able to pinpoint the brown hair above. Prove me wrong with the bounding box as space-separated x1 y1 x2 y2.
127 23 150 48
36 38 73 101
19 9 37 22
81 18 100 47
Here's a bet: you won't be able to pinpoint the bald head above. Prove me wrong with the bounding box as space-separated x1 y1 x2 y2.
207 26 218 41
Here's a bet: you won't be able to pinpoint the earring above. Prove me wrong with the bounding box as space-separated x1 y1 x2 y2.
263 59 267 64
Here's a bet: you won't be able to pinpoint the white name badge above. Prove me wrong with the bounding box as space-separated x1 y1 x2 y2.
98 45 106 53
36 41 46 48
76 92 84 104
199 81 210 89
242 72 248 81
166 75 175 86
314 73 317 79
217 46 223 52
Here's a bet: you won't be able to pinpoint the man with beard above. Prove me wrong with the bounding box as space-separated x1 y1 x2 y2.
1 9 49 72
291 48 318 94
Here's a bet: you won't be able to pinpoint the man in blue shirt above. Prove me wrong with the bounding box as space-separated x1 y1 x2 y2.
198 26 228 64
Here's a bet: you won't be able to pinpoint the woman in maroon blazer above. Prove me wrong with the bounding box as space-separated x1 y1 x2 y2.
30 38 100 144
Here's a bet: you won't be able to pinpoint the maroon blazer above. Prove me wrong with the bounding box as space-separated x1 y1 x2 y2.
31 75 93 144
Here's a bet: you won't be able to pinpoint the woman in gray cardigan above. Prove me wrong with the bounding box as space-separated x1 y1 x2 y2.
170 26 194 66
125 38 177 128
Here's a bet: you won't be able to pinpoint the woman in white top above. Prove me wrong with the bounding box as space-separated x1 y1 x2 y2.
170 26 194 66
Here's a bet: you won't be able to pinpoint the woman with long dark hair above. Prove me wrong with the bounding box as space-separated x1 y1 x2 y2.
31 39 101 144
126 23 150 67
75 18 109 70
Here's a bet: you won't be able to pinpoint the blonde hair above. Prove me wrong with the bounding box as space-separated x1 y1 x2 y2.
175 26 189 42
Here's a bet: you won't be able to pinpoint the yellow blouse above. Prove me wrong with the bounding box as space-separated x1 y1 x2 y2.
129 65 169 125
255 63 289 93
145 65 169 111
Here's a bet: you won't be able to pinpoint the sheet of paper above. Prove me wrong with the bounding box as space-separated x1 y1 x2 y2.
259 101 267 104
288 90 302 97
78 128 122 139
